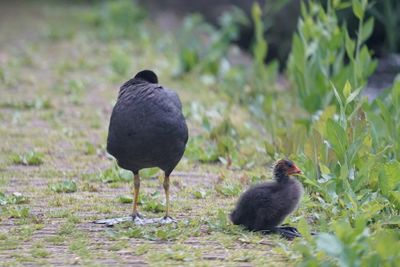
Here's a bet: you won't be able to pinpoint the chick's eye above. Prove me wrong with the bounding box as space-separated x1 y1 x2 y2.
287 162 293 168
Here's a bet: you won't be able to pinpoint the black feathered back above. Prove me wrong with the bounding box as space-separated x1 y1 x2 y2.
107 70 188 176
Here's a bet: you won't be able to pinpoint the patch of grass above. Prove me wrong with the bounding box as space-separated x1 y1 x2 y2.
84 142 97 155
81 182 99 192
49 180 77 193
57 222 76 236
117 195 133 204
206 209 241 234
10 151 44 166
134 244 151 256
164 244 203 262
30 242 50 258
82 0 147 39
9 253 36 263
141 192 164 213
47 209 71 218
0 192 29 205
2 206 30 218
0 236 20 250
114 218 203 242
0 98 52 110
69 237 91 259
45 235 66 246
140 167 160 179
110 48 131 77
109 239 129 251
67 214 81 224
215 181 242 197
229 250 257 263
192 189 208 199
91 164 133 184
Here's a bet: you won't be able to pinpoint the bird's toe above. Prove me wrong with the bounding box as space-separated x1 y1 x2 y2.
93 216 132 227
158 216 177 224
274 226 302 239
132 213 146 225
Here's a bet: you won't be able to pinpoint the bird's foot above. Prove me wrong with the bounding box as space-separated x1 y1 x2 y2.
94 214 172 227
158 215 177 225
131 213 146 225
93 213 149 227
260 226 302 239
93 216 133 227
273 226 302 239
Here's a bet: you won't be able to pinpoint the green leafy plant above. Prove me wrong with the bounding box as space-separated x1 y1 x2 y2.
82 0 146 39
296 218 400 266
97 164 133 183
2 206 30 218
287 0 376 114
49 180 77 193
117 195 133 204
110 48 131 77
141 192 164 213
365 80 400 159
10 151 44 166
175 8 248 77
0 192 29 205
0 98 52 110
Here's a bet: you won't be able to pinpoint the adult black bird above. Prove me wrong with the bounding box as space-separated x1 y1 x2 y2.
105 69 188 225
230 159 303 239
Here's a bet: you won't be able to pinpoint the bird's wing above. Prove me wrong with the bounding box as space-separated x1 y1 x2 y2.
164 88 183 110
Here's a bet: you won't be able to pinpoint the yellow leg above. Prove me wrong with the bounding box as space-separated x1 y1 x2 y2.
163 175 170 218
133 173 140 216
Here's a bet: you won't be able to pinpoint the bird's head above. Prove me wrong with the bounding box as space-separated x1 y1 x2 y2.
134 70 158 84
273 159 302 182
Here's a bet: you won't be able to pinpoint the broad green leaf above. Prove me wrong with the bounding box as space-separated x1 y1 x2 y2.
347 130 366 163
392 80 400 108
297 217 312 241
314 105 337 136
300 175 322 189
352 0 364 20
0 192 7 205
345 30 355 59
251 2 267 63
264 141 275 158
361 17 374 43
345 86 362 105
316 233 343 256
379 161 400 196
385 161 400 190
352 154 374 191
331 82 343 108
390 190 400 209
371 230 400 259
376 99 393 134
382 215 400 226
361 201 384 220
251 2 261 19
326 119 348 161
343 80 352 99
141 167 159 179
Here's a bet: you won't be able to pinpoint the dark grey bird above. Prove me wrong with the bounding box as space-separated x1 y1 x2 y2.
106 69 188 224
230 159 303 239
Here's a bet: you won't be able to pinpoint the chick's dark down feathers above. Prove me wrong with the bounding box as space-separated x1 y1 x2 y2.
230 177 303 231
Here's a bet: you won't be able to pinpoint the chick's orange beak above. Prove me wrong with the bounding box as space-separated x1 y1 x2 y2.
288 165 302 175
